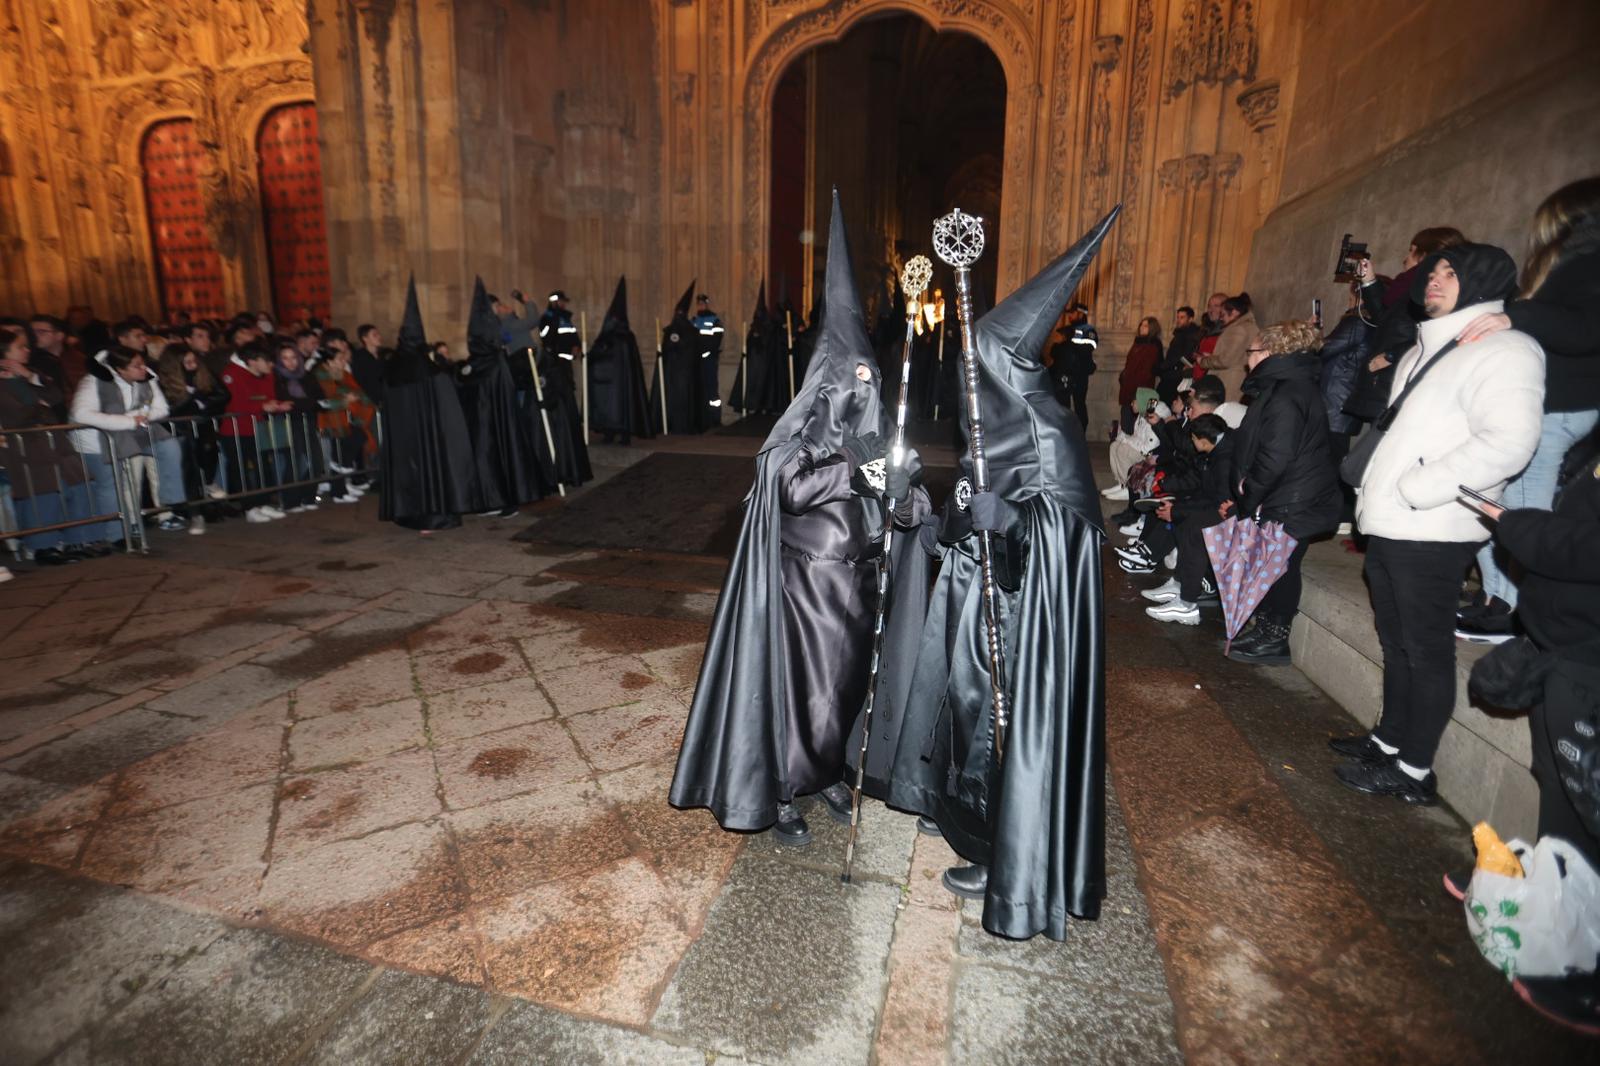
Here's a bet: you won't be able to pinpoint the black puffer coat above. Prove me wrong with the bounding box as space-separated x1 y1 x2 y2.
1505 220 1600 414
1317 311 1371 435
1230 350 1341 539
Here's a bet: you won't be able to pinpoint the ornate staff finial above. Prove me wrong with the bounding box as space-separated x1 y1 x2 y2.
900 255 932 301
933 208 985 270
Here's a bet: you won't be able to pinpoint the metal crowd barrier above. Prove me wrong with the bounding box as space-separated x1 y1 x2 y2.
1 411 381 561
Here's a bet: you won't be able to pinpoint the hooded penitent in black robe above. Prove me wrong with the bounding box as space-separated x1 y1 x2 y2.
650 281 706 434
670 190 929 830
379 277 477 530
728 281 788 415
586 276 653 443
882 209 1120 941
458 277 546 511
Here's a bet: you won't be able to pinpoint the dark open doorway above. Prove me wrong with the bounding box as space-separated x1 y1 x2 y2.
767 15 1007 323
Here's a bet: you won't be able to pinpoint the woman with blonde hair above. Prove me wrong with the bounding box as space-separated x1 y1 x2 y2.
1455 176 1600 641
1153 319 1340 663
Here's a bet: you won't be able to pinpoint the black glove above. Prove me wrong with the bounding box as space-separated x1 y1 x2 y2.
970 491 1007 533
917 516 943 556
838 433 885 472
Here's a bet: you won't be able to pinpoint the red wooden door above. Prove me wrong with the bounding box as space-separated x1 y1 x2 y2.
142 118 227 321
257 103 332 322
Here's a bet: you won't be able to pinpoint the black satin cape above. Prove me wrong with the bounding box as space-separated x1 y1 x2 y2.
586 276 653 440
880 208 1120 940
379 277 477 530
460 277 545 509
670 188 904 829
728 280 789 414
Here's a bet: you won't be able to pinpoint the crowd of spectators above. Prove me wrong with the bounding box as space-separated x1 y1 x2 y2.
1097 176 1599 1031
1 308 380 581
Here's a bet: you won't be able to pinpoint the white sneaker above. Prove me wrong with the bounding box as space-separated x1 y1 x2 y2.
331 495 359 504
1141 577 1182 603
259 505 286 519
245 508 273 524
316 482 333 495
1118 516 1145 538
0 565 12 583
188 516 207 535
1146 599 1200 625
1163 549 1178 570
1101 484 1130 500
206 483 228 500
329 462 355 475
288 503 319 513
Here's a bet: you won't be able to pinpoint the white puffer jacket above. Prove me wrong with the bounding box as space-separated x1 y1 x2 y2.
1355 300 1544 542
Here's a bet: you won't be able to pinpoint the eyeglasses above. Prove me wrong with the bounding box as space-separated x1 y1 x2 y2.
1246 346 1268 355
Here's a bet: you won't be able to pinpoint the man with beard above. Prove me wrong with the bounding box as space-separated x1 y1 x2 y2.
883 209 1119 940
1158 304 1202 402
378 278 477 532
457 277 546 515
670 190 930 845
585 277 652 445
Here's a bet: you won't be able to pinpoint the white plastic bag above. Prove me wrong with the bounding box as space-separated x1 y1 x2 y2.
1465 836 1600 979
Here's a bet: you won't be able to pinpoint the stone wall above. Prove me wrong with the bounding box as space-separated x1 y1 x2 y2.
1245 0 1600 326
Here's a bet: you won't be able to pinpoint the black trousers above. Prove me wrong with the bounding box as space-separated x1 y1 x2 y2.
1532 664 1600 872
1175 512 1223 601
1064 379 1090 431
1366 537 1478 768
1256 540 1311 625
1328 430 1355 524
1140 519 1176 560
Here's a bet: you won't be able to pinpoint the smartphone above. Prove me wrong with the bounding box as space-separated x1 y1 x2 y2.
1312 298 1323 330
1459 484 1496 506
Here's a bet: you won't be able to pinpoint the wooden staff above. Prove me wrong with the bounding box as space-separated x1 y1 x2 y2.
526 350 566 498
785 309 795 400
740 335 749 417
656 316 669 434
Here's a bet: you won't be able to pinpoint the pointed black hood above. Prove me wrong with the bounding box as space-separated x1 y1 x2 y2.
467 276 500 359
672 279 696 323
966 206 1120 521
749 279 770 329
599 276 630 335
761 188 882 455
398 275 427 356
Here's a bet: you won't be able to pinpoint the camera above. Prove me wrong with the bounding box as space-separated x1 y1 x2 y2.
1334 234 1369 282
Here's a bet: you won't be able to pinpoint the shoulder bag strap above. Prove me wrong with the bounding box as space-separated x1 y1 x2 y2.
1376 338 1460 430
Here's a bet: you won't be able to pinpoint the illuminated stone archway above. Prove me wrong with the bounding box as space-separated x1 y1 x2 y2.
736 0 1039 308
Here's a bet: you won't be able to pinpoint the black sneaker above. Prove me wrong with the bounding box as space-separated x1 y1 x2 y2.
1328 733 1393 764
32 547 76 566
1229 620 1291 665
1455 588 1490 625
773 802 811 846
1513 969 1600 1037
1195 576 1219 604
1455 602 1516 644
1334 760 1438 805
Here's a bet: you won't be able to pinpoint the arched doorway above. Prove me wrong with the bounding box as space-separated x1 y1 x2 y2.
257 102 332 322
141 118 227 321
767 15 1007 317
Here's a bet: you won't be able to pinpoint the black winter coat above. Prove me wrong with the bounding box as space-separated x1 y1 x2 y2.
1159 323 1202 401
1496 433 1600 651
1230 350 1341 539
1505 225 1600 413
1318 311 1371 435
1171 434 1236 522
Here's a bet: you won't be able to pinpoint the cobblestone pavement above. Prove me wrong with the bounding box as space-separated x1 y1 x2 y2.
0 440 1588 1063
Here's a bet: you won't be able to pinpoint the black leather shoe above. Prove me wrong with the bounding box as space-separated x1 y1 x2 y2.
1328 733 1392 764
1334 760 1438 805
942 864 988 900
818 782 853 826
1229 619 1291 664
915 815 942 837
32 547 75 566
773 802 811 846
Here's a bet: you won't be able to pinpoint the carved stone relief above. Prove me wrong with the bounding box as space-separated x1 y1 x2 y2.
1166 0 1257 100
1111 0 1155 326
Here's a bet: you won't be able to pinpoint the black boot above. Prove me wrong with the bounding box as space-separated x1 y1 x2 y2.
773 802 811 846
942 864 988 900
915 815 942 837
1229 619 1291 665
1227 621 1267 656
818 782 854 826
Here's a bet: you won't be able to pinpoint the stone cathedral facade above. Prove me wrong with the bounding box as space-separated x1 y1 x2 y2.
3 1 1597 410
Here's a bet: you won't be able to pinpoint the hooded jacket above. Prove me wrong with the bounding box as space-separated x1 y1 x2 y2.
1356 244 1545 542
1231 350 1341 539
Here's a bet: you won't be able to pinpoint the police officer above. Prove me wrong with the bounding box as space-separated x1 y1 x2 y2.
692 293 726 429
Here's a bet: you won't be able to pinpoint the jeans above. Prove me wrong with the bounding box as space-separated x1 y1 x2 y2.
1477 408 1600 608
13 483 94 550
1367 537 1479 769
83 450 128 543
152 435 185 511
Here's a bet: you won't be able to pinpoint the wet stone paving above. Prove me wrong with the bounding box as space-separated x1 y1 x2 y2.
0 443 1589 1064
